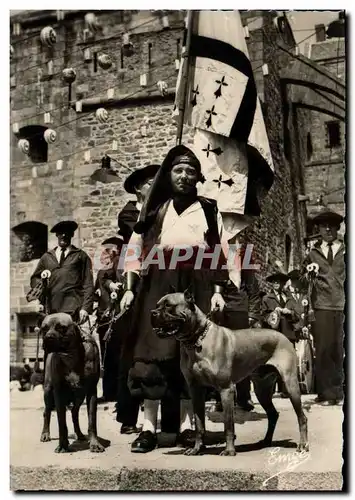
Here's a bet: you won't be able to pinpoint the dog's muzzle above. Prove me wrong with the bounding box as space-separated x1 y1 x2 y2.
151 309 184 338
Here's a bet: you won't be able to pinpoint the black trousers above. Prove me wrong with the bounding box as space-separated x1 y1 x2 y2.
314 310 344 400
116 357 141 427
116 358 180 433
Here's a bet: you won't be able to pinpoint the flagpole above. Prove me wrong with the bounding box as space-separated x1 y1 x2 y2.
176 10 194 146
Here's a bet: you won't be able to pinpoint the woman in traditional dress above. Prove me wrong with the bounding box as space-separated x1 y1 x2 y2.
120 144 240 453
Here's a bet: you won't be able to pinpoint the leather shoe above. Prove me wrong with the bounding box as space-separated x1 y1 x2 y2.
236 399 255 412
320 400 336 406
121 425 140 435
314 396 325 404
177 429 195 448
131 431 157 453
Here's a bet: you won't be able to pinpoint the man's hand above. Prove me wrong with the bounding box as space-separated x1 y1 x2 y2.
79 309 89 324
211 293 225 313
109 282 121 292
282 308 292 315
249 317 262 328
120 291 134 311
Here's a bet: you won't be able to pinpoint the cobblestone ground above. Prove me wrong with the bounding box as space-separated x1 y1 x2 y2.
10 383 343 491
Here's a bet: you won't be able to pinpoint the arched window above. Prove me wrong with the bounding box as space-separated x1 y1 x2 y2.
18 125 48 163
11 221 48 262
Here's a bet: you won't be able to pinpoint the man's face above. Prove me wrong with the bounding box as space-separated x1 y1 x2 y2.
319 222 338 243
56 232 73 249
272 282 281 292
101 247 120 266
136 177 154 201
289 281 301 294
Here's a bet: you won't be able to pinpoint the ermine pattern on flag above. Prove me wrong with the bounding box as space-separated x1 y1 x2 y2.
173 10 274 238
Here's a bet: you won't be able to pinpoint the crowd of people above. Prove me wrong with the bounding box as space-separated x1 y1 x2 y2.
29 144 345 454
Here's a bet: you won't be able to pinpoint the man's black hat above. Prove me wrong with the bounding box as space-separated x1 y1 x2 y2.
266 272 289 284
287 269 302 281
101 235 124 247
123 164 160 194
312 209 344 226
50 220 78 234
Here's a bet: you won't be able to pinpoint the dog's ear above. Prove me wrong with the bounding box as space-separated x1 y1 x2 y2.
184 288 195 310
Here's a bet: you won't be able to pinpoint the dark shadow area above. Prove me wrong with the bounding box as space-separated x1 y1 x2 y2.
207 408 267 424
164 438 297 456
68 435 111 452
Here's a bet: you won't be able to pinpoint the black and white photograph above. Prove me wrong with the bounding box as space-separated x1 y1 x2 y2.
7 7 346 492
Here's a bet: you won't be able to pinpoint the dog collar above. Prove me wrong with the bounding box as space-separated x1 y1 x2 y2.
184 319 211 350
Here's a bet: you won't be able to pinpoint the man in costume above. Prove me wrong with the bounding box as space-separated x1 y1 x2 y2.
94 236 124 403
30 220 94 324
303 209 345 406
120 145 237 453
261 272 296 397
114 165 161 434
284 269 308 341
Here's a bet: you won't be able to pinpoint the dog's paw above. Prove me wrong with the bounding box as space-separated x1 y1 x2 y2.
296 442 309 453
89 440 105 453
184 445 205 456
40 432 51 442
220 448 236 456
55 444 70 453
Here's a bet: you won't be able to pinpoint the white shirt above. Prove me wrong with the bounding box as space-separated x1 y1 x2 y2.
124 200 241 288
55 245 71 263
320 239 342 259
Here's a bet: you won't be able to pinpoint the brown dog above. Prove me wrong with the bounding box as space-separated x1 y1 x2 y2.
40 313 104 453
151 291 309 456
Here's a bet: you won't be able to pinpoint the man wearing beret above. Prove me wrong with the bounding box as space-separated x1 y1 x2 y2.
303 209 345 406
30 220 94 324
118 165 160 244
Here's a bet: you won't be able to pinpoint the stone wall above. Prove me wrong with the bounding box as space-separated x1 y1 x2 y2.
305 38 345 217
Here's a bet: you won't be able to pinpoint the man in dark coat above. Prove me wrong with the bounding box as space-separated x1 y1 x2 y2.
94 236 124 403
262 272 295 397
261 272 295 342
30 220 94 324
285 269 308 339
303 209 345 406
114 165 160 435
